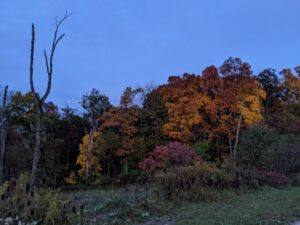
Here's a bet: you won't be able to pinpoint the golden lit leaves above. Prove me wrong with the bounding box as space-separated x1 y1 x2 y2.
76 131 102 180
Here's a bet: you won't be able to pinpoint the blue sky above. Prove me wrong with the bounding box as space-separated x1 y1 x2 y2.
1 0 300 108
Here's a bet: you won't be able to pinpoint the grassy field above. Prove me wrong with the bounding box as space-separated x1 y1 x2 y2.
62 186 300 225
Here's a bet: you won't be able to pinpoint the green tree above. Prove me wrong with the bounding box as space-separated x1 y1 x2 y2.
80 88 112 183
257 69 282 116
138 89 168 152
238 125 277 170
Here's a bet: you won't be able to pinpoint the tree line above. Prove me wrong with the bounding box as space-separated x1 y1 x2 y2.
1 56 300 186
0 14 300 186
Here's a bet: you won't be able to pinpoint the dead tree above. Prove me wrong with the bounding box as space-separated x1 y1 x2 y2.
30 12 70 184
0 85 8 185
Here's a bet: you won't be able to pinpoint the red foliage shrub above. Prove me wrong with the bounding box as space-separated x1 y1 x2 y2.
139 142 201 177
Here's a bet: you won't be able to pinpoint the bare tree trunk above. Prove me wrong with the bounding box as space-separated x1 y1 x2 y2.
29 13 70 184
233 105 244 161
85 128 94 185
228 135 233 157
31 108 42 183
124 157 128 176
0 85 8 185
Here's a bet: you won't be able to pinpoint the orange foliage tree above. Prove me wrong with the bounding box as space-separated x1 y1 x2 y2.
100 87 142 175
158 58 265 159
218 58 266 158
158 74 209 142
281 68 300 102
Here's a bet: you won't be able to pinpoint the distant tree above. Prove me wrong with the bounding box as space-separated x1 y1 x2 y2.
281 68 300 102
98 129 121 178
257 69 282 116
80 88 111 184
138 88 168 151
238 125 277 170
219 57 266 159
29 12 70 184
81 88 112 130
60 106 88 174
100 87 142 176
158 74 208 142
76 131 102 182
5 92 36 180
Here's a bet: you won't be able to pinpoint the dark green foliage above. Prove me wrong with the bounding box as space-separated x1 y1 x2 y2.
138 90 168 152
81 88 112 128
194 140 211 161
98 129 122 178
238 125 300 173
237 125 277 170
257 69 282 115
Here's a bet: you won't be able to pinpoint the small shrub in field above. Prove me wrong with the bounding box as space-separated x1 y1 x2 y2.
0 173 79 225
139 142 201 177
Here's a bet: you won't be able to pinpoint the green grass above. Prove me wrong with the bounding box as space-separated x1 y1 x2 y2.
61 184 172 225
175 187 300 225
61 186 300 225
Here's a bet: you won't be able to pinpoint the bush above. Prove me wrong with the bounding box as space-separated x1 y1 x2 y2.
157 163 290 201
291 173 300 186
238 125 300 174
237 125 277 170
139 142 201 177
0 173 79 225
157 163 235 201
255 171 290 186
194 140 211 161
236 170 289 188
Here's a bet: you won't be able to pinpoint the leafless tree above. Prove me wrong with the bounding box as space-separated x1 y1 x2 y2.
30 12 71 184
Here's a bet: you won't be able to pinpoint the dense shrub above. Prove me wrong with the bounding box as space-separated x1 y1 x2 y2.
255 171 290 186
237 125 277 170
238 125 300 173
157 163 289 201
139 142 201 177
236 170 290 188
194 140 211 161
0 173 79 225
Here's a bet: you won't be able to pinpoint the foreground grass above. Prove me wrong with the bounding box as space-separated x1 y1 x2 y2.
175 187 300 225
62 186 300 225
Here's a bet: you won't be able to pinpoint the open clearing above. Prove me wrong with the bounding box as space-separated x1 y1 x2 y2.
62 186 300 225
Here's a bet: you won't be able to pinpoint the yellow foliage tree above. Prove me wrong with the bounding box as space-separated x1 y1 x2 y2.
76 131 102 182
158 74 209 142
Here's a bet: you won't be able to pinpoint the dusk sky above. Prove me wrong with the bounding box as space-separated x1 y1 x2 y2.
1 0 300 108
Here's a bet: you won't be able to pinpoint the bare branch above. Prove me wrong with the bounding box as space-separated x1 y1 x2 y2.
54 33 66 48
2 86 8 110
41 12 71 103
29 24 40 103
43 50 50 75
